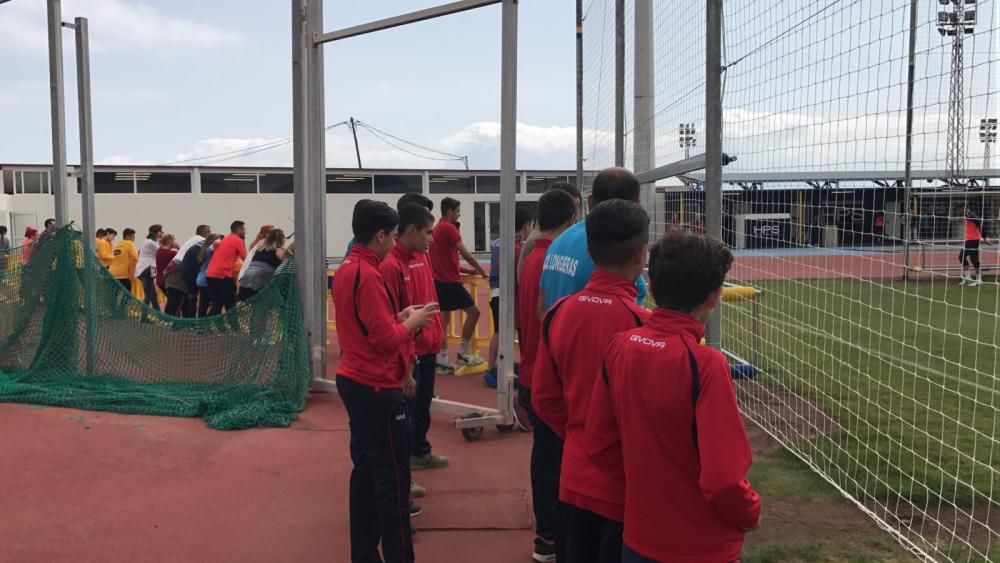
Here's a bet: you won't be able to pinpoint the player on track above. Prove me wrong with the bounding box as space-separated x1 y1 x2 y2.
960 205 992 286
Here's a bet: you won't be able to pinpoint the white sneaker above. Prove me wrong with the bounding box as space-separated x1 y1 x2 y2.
960 277 972 286
456 352 485 366
972 279 983 286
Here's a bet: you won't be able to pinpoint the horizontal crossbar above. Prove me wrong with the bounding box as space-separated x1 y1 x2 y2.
316 0 501 44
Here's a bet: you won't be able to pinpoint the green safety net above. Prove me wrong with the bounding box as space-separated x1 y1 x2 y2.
0 227 310 430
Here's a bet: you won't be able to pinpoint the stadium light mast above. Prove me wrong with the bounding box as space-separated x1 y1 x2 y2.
679 123 696 159
937 0 977 187
980 117 997 187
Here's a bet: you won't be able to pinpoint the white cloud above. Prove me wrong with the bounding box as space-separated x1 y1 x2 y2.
97 155 153 166
0 0 241 53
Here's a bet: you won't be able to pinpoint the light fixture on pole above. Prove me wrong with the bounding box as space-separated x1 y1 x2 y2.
937 0 977 186
980 117 996 187
679 122 696 159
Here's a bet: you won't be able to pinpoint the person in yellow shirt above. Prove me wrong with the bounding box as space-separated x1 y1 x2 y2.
109 228 138 291
95 228 116 268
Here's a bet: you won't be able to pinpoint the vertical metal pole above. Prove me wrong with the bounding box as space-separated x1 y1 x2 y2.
705 0 723 350
350 117 363 169
576 0 584 189
310 0 328 382
614 0 625 167
293 0 327 384
902 0 918 280
634 0 655 238
75 17 97 376
497 0 518 420
47 0 69 226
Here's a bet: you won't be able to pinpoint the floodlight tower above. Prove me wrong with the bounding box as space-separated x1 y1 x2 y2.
679 123 696 159
937 0 978 186
981 118 997 187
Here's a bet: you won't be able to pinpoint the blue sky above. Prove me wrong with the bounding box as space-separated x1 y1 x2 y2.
0 0 579 169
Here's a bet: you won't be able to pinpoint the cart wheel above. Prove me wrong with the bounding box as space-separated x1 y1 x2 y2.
497 423 515 432
460 413 485 442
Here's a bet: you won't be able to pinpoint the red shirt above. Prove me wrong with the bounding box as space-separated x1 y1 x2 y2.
531 270 649 522
155 247 177 288
430 219 462 283
334 245 412 389
515 238 552 390
379 242 444 358
586 309 761 562
966 217 983 241
205 234 247 279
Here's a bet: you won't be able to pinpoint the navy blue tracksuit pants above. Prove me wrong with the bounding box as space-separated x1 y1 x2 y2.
410 354 437 457
520 385 566 562
337 375 414 563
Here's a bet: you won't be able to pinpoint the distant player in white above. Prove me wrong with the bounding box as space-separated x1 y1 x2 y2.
960 206 992 286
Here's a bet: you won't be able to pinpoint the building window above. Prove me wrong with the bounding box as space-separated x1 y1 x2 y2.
525 175 569 194
374 174 421 194
136 172 191 193
429 174 473 194
326 174 372 194
201 172 258 194
258 173 294 194
16 170 50 194
474 175 523 194
94 171 135 194
2 170 13 195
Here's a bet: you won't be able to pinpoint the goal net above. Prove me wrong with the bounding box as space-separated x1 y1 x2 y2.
583 0 999 559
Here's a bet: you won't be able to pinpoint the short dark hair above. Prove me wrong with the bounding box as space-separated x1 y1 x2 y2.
441 197 461 215
515 203 534 232
196 224 211 237
648 230 733 313
105 228 117 236
123 228 136 238
0 226 7 235
96 228 106 237
353 200 399 244
44 218 55 228
537 189 577 231
230 220 245 233
586 200 649 269
398 203 435 234
550 182 582 203
591 167 640 205
397 193 433 212
147 224 163 239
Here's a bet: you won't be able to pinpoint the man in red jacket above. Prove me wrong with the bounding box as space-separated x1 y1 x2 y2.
380 195 450 482
532 200 651 563
335 200 438 563
515 188 578 562
586 230 761 563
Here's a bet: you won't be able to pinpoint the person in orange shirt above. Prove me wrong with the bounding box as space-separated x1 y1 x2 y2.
204 220 248 314
960 206 993 287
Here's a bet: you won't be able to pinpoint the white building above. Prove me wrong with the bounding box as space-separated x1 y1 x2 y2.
0 164 587 256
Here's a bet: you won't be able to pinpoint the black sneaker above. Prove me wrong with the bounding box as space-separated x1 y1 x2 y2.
532 537 556 562
409 501 422 518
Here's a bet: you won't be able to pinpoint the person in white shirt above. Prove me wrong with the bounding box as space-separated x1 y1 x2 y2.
173 225 211 266
136 224 164 309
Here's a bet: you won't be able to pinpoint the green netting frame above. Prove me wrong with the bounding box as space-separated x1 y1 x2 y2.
0 227 310 430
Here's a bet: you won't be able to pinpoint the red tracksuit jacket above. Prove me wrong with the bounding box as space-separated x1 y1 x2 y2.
334 245 412 389
531 270 649 522
379 242 444 359
515 238 553 390
586 309 761 562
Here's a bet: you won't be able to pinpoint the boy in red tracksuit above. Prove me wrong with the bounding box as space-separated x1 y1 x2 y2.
532 200 652 563
335 200 438 563
586 230 761 563
380 195 449 483
515 189 579 562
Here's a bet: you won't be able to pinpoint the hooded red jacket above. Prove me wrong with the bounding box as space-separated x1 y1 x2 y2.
531 270 649 522
334 245 412 389
380 242 444 358
586 309 761 562
515 238 552 390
